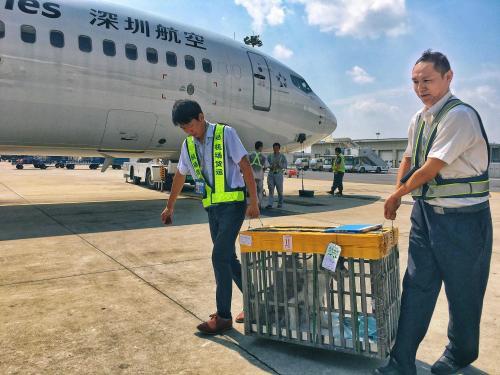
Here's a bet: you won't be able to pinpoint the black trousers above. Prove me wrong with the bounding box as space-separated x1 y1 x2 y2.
331 172 344 193
207 201 246 319
391 200 492 374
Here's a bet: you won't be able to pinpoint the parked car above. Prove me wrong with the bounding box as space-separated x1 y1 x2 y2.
294 158 309 170
310 158 324 171
322 158 333 172
286 168 298 178
351 156 388 173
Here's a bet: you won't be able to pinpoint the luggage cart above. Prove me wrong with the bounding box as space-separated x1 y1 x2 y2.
239 226 400 359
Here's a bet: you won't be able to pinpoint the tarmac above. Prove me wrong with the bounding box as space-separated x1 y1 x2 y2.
0 161 498 375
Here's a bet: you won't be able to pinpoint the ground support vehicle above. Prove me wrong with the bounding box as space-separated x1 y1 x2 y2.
124 159 187 191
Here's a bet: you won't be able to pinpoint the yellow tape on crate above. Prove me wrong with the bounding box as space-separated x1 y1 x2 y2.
239 226 398 260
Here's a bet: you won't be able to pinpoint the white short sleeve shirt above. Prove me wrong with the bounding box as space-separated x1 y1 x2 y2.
403 92 489 207
177 122 247 188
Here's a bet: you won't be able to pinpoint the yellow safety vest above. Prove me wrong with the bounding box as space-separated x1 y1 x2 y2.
334 154 345 173
409 98 490 200
186 124 245 208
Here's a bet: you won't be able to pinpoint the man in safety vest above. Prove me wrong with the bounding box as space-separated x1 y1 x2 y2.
161 100 259 335
248 141 268 209
376 50 492 375
328 147 345 196
266 142 288 208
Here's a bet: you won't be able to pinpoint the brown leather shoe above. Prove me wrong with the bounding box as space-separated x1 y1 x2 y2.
235 311 244 323
197 313 233 335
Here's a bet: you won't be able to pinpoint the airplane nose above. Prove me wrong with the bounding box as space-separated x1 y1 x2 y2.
321 105 337 133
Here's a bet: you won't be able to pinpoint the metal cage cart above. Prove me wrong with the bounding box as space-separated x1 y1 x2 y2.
239 226 400 359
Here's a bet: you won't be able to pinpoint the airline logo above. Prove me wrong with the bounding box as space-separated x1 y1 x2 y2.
3 0 61 19
88 7 207 50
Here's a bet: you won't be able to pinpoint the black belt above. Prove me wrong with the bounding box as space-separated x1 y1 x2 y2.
426 200 489 214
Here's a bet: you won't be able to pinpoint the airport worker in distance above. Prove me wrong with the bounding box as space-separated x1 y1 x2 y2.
375 50 492 375
161 99 260 335
266 142 288 209
328 147 345 196
248 141 268 209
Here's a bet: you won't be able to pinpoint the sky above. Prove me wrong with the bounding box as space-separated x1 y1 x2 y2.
106 0 500 142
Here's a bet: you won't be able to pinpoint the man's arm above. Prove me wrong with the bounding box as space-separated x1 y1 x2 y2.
161 170 186 225
280 154 288 169
384 157 446 219
239 156 260 218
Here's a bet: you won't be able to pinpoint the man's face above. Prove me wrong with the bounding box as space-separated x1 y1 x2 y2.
180 113 205 140
412 62 453 108
273 145 280 153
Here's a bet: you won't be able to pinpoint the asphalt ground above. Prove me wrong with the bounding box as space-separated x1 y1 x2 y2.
0 161 498 375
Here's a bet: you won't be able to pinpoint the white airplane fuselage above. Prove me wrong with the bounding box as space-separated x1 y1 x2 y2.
0 0 336 159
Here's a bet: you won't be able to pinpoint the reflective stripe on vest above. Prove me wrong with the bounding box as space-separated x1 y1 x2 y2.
250 152 263 168
186 124 245 208
411 98 490 199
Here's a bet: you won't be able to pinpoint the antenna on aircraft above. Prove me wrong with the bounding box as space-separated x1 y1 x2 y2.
244 34 263 47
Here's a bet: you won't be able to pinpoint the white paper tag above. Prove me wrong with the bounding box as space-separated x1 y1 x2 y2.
239 234 252 246
283 235 293 251
322 242 342 272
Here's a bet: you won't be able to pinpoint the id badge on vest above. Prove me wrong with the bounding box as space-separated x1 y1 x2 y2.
195 179 206 196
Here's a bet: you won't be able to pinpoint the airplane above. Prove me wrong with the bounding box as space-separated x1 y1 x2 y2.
0 0 336 163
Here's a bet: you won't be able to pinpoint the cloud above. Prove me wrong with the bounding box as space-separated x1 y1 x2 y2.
347 66 375 84
234 0 286 32
291 0 408 39
273 44 294 59
349 98 400 114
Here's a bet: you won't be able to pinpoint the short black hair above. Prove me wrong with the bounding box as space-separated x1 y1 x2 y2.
415 49 451 76
172 100 203 126
335 147 342 153
273 142 281 148
255 141 263 150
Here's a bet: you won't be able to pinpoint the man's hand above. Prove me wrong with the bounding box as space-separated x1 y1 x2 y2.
384 194 401 220
161 206 174 225
246 201 260 219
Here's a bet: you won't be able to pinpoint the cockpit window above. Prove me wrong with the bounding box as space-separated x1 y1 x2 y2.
21 25 36 44
290 74 312 94
0 20 5 39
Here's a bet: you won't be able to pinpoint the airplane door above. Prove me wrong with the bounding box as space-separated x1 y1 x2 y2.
100 110 157 152
247 52 271 111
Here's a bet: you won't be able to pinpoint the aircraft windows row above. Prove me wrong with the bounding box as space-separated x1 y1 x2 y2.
12 23 214 73
0 20 5 39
